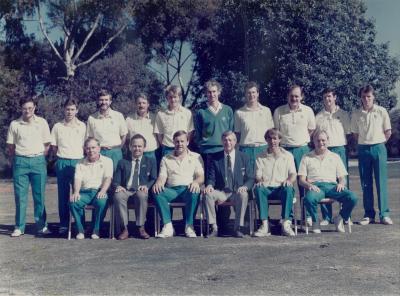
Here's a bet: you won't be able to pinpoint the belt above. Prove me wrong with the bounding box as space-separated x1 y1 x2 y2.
241 144 267 148
16 153 44 158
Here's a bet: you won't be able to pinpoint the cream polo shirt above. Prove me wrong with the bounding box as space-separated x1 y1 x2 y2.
159 150 204 187
273 103 316 147
234 103 274 146
315 107 350 147
298 150 347 183
7 115 51 156
75 155 113 190
126 112 159 152
51 119 86 159
350 104 391 145
255 148 297 187
86 109 128 147
154 106 194 147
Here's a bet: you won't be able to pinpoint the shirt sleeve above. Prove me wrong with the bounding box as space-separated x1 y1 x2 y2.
342 111 351 135
287 154 297 175
335 154 348 177
119 113 128 137
382 108 392 131
255 157 263 180
350 111 359 134
103 157 114 178
194 154 205 176
297 156 308 176
158 156 168 178
50 124 58 146
234 110 241 133
74 162 83 180
273 108 280 131
187 112 195 133
86 116 94 139
153 112 163 134
6 122 16 145
307 107 316 130
267 108 274 128
41 119 52 144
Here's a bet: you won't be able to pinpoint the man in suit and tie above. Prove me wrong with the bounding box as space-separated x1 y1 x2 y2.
204 131 254 237
113 134 157 240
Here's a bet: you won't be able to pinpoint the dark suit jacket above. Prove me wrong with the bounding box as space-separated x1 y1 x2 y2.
206 149 254 191
112 156 157 190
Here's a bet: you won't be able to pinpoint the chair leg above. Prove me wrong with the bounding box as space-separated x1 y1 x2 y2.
68 211 72 240
200 195 204 237
348 219 352 233
249 199 254 236
110 203 115 239
293 201 298 236
303 199 308 235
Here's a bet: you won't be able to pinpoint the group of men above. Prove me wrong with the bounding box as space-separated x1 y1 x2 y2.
6 80 393 239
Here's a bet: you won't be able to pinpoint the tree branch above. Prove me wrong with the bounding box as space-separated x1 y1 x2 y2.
72 13 101 63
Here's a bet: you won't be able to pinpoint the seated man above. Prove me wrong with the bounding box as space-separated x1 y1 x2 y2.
254 128 297 237
298 130 358 234
69 137 113 239
153 130 204 238
113 134 157 240
204 131 254 238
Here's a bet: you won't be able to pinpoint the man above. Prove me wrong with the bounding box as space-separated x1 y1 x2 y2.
113 134 157 240
351 85 392 225
253 128 297 237
315 87 351 225
51 99 86 235
7 97 52 237
69 137 113 239
154 85 194 156
273 85 316 225
204 131 254 238
126 93 159 162
195 80 234 171
298 130 358 234
234 81 274 170
153 130 204 238
86 89 128 171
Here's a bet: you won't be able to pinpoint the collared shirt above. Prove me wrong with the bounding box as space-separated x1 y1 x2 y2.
224 150 236 174
7 115 51 156
351 104 391 145
126 157 142 189
316 107 350 147
154 106 194 147
159 150 204 187
126 112 159 152
75 155 113 190
298 150 347 183
255 148 297 187
273 103 316 147
51 119 86 159
86 109 128 147
234 103 274 146
208 102 223 115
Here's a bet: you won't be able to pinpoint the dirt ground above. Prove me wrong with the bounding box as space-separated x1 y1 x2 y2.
0 163 399 296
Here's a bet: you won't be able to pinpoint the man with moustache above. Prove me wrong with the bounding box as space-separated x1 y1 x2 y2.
7 97 52 237
86 89 128 171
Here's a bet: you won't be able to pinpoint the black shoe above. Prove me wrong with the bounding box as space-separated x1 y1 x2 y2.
208 228 218 238
234 227 244 238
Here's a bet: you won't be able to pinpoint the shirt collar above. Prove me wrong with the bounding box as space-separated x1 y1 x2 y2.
132 156 143 163
165 106 183 114
134 111 150 119
224 149 236 158
287 103 304 112
243 103 262 111
18 115 39 125
361 104 377 113
96 108 114 119
208 102 222 113
62 118 80 127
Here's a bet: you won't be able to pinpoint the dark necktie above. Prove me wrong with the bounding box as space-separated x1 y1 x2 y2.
132 159 140 190
226 154 234 192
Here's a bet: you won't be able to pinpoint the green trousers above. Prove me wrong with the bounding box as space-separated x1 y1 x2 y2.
358 143 389 219
13 155 47 233
239 145 267 172
100 148 122 172
304 182 358 222
254 185 295 220
69 189 108 234
55 158 80 228
154 185 199 225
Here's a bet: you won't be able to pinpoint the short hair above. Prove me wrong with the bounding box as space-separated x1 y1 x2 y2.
173 130 188 140
358 84 374 97
264 128 282 141
84 137 100 148
312 129 329 142
165 85 182 98
322 87 336 97
63 98 79 108
288 85 303 96
204 79 222 92
245 81 260 92
221 130 237 140
135 93 149 103
130 134 147 147
20 97 37 107
98 89 112 98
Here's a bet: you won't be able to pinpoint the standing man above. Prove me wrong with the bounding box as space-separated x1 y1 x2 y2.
204 131 254 238
315 87 351 225
69 138 113 239
7 97 52 237
113 134 157 240
351 85 392 225
51 99 86 235
153 131 204 238
273 85 316 225
253 128 297 237
86 89 128 171
234 81 274 170
298 130 358 234
154 85 194 156
126 93 159 162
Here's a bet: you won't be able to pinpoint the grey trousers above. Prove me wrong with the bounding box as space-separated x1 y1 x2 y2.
205 190 248 228
114 190 148 231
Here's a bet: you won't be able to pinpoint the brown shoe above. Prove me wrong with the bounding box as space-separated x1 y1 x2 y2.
138 226 150 239
118 228 129 240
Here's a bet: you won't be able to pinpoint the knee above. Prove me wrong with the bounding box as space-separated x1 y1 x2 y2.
347 191 358 205
136 191 148 201
114 191 124 202
282 186 294 196
93 197 108 208
304 193 318 206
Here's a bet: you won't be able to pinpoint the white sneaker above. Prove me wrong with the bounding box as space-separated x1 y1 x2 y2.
76 233 85 240
345 218 353 226
306 217 313 227
254 223 270 237
359 217 372 225
312 223 321 234
157 223 174 238
185 225 197 238
37 226 51 235
334 216 345 233
320 219 330 226
91 233 100 240
11 229 23 237
281 220 295 237
381 217 393 225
